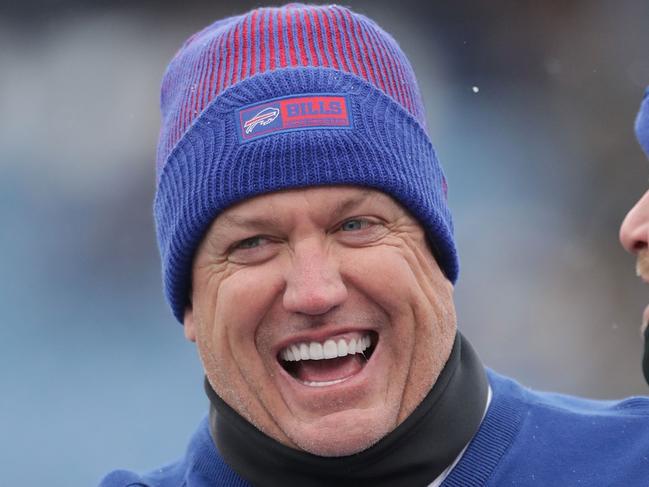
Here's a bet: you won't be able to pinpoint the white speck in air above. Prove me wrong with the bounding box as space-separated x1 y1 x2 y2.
472 86 479 93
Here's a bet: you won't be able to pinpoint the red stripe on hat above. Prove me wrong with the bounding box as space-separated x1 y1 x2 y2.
277 10 287 68
232 21 241 85
284 8 297 67
393 53 413 114
378 33 407 111
302 9 318 68
182 63 200 143
319 10 339 70
242 16 250 78
341 8 366 80
199 46 211 113
178 70 190 139
268 9 276 70
393 44 414 114
394 41 417 115
215 33 225 94
259 10 267 73
354 19 377 86
249 10 258 76
367 26 396 103
361 23 385 92
208 38 217 97
331 6 356 75
326 8 348 72
223 27 233 89
313 10 329 67
293 9 308 66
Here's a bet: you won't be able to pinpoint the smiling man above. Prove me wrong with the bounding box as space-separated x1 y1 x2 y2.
188 187 457 458
101 5 649 487
620 87 649 385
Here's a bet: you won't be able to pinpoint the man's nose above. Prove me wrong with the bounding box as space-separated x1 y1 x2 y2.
620 190 649 253
282 239 348 315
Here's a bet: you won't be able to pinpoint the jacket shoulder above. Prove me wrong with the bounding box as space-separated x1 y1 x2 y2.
524 382 649 418
99 469 148 487
99 462 184 487
489 369 649 418
482 370 649 485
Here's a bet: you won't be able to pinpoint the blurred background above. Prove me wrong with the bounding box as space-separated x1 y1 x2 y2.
1 0 649 485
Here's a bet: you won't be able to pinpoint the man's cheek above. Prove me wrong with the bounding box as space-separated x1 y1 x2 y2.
345 250 419 316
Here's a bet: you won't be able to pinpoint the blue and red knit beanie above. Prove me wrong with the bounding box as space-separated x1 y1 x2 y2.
154 4 458 322
637 87 649 158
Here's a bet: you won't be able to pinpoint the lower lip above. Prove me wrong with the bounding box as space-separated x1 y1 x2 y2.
298 374 356 387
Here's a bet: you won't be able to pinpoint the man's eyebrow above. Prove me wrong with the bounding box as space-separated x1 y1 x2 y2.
329 189 374 218
217 213 284 231
217 189 375 230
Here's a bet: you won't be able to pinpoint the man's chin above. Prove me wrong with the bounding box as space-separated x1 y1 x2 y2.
283 408 398 457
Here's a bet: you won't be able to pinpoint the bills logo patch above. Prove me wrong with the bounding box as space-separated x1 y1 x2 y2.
244 107 280 134
237 94 352 142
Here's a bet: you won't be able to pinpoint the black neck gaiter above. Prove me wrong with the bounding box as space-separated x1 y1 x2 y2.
205 332 488 487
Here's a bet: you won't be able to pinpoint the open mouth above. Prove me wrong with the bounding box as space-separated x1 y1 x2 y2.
278 332 378 387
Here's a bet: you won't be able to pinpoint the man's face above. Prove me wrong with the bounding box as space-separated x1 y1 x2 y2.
620 189 649 332
184 186 457 457
620 189 649 386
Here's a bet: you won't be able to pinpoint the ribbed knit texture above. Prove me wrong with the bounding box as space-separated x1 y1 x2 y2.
157 4 428 172
441 373 524 486
154 4 457 322
636 87 649 157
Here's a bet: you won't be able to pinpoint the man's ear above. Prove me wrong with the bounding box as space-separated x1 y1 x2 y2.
183 300 197 343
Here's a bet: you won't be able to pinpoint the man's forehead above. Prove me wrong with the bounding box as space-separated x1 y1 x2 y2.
215 186 396 228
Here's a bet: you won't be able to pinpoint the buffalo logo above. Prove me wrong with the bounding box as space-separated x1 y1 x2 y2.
243 107 280 134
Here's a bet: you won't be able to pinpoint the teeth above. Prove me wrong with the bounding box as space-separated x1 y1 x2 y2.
323 340 337 359
302 377 350 387
309 342 324 360
299 343 309 360
285 347 295 361
280 334 373 362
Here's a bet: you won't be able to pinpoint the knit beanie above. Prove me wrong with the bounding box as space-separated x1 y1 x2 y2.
154 4 458 323
637 87 649 158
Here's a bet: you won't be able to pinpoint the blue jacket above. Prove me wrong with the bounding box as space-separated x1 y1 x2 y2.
100 371 649 486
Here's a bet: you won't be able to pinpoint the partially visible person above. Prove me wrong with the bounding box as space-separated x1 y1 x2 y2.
620 87 649 385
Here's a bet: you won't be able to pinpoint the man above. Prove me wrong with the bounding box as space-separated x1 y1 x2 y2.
620 87 649 386
102 5 649 486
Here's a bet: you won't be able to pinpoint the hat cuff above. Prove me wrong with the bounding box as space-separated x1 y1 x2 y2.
155 67 457 323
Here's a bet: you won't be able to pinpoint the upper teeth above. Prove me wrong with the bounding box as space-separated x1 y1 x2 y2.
280 335 372 362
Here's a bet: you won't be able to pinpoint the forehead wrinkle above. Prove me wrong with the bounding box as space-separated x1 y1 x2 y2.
213 187 379 237
326 188 376 219
218 212 285 232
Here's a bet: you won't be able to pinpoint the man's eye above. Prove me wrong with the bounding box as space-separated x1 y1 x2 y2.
227 235 278 264
234 236 266 250
340 219 368 231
